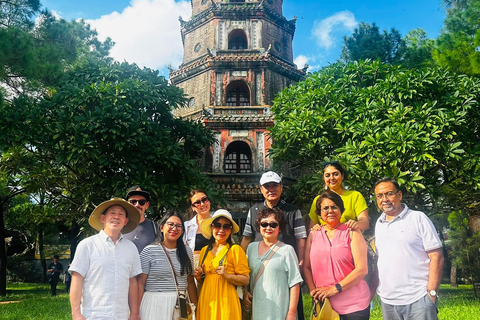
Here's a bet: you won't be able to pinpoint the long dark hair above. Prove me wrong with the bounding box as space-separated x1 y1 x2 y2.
157 212 193 275
207 216 234 246
188 189 209 219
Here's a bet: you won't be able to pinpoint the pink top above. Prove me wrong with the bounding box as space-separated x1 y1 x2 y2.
310 224 370 314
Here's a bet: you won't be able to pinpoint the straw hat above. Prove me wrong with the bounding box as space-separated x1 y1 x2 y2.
200 209 240 239
88 198 140 233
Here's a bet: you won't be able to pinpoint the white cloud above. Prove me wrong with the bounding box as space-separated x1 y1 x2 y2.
312 11 357 49
87 0 191 71
294 55 310 69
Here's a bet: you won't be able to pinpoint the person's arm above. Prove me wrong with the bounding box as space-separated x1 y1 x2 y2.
216 266 250 286
303 233 316 293
187 275 198 306
286 283 300 320
345 209 369 231
70 272 86 320
427 248 444 302
296 238 306 275
128 276 140 320
240 236 253 252
137 273 147 310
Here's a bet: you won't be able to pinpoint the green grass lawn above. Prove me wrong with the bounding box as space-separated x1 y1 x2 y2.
0 283 478 319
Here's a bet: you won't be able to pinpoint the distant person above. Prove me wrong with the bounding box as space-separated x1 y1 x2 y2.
309 161 369 231
64 263 72 293
241 171 307 320
123 186 158 253
184 189 212 266
47 255 63 296
69 198 142 320
374 177 444 320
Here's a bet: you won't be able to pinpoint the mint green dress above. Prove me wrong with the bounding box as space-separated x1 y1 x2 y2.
246 242 303 320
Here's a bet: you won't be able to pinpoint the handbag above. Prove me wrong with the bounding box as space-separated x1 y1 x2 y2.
310 298 339 320
242 242 283 320
161 243 195 320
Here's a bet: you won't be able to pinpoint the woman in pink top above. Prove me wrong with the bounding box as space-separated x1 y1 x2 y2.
304 190 371 319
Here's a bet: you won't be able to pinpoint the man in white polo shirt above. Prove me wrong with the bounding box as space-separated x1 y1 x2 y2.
70 198 142 320
374 177 444 320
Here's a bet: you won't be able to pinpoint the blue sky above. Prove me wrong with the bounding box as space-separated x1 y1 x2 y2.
41 0 446 77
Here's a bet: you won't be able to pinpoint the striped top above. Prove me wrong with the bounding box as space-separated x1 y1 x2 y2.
140 244 194 292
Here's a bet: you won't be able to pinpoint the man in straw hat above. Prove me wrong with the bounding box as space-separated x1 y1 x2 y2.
123 186 158 253
69 198 142 320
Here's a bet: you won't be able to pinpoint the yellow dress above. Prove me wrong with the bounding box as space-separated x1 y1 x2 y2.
196 244 249 320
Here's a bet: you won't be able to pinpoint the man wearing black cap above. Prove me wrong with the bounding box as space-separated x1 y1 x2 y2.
123 186 158 253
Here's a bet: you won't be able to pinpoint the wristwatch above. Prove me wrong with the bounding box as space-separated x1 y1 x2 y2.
428 289 437 297
335 283 343 293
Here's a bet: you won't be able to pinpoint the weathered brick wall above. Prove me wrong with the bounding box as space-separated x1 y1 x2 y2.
175 70 212 114
183 20 216 63
261 19 293 62
191 0 283 16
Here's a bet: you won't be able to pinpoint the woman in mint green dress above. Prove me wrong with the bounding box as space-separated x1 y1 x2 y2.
243 207 303 320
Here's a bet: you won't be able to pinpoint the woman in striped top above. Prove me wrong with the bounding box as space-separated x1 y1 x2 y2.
138 212 198 320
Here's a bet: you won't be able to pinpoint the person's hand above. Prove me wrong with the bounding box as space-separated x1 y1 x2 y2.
72 313 86 320
310 286 339 301
286 311 297 320
427 292 437 304
216 265 227 277
345 219 359 230
310 224 322 232
193 265 205 281
243 291 253 311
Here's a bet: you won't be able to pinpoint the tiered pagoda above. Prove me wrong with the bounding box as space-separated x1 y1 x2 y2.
170 0 305 218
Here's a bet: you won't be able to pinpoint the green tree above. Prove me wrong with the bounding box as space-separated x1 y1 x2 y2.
402 28 435 68
341 22 405 64
434 0 480 75
270 60 480 219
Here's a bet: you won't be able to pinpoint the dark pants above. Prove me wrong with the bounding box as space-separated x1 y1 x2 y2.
297 292 304 320
50 276 59 296
340 305 371 320
65 280 71 293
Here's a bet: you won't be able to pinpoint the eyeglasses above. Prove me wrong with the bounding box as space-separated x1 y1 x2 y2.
376 191 399 200
191 196 210 207
129 199 147 206
166 222 183 230
211 222 233 230
321 205 339 212
260 222 279 229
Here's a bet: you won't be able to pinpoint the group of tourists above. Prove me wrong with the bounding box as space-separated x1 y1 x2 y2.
68 162 444 320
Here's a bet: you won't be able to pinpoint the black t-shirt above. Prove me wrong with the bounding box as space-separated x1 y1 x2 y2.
48 262 63 279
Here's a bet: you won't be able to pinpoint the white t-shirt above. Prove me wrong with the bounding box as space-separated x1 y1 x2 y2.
70 230 142 320
375 204 442 305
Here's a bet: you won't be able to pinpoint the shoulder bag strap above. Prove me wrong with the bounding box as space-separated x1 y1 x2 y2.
218 244 231 266
199 245 211 268
160 243 180 290
251 241 283 292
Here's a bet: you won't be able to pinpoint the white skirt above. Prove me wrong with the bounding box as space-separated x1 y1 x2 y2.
140 291 178 320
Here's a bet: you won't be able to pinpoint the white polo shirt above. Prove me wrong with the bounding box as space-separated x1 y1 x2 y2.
70 230 142 320
375 204 442 305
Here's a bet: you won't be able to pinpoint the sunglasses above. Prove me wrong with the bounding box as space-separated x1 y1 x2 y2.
191 196 210 207
129 199 147 206
211 222 233 230
260 222 279 229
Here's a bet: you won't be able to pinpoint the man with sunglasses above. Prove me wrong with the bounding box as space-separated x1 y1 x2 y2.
123 186 158 253
241 171 307 320
375 177 444 320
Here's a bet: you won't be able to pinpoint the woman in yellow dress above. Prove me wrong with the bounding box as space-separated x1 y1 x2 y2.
193 209 250 320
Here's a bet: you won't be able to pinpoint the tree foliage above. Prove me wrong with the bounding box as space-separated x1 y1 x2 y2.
270 60 480 218
341 22 405 65
434 0 480 75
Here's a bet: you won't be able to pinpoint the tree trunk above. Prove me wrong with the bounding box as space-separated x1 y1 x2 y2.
70 219 81 261
38 227 47 283
450 264 458 287
0 201 7 296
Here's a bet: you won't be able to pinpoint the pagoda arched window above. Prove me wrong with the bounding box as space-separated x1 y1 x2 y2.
224 141 252 173
225 81 250 106
228 29 248 50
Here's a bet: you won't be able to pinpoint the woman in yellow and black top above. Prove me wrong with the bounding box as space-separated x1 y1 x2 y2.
309 161 369 231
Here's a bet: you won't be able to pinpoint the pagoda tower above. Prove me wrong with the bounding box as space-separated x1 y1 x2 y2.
170 0 305 217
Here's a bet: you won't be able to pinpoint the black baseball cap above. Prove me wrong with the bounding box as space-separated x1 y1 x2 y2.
125 186 150 201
